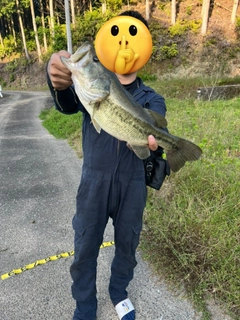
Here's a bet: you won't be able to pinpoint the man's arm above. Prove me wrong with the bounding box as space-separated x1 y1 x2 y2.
47 50 84 114
147 93 168 153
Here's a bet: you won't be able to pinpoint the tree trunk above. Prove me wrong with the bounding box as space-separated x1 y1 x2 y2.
55 1 60 25
39 0 48 52
70 0 76 28
10 16 17 47
0 32 4 49
101 2 106 14
49 0 55 41
201 0 211 34
201 0 205 17
146 0 150 22
171 0 176 25
30 0 42 62
16 0 30 60
231 0 239 24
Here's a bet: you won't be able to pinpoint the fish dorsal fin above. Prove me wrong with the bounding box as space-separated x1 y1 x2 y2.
145 109 168 128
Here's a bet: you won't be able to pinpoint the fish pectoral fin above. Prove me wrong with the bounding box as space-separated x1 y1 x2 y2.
145 109 168 128
81 87 109 104
89 76 111 103
130 145 150 159
91 118 102 133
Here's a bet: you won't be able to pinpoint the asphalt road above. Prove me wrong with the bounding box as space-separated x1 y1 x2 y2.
0 91 203 320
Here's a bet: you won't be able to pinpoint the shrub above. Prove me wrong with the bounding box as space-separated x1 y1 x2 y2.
52 24 67 52
169 20 201 36
169 21 188 36
0 36 17 58
72 9 116 47
160 44 178 59
151 43 178 61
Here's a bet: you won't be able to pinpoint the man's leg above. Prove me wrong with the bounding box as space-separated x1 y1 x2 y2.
71 225 103 320
70 171 111 320
109 222 142 305
109 174 147 319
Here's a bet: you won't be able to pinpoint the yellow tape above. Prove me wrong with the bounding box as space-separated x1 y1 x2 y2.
1 242 114 281
100 241 115 248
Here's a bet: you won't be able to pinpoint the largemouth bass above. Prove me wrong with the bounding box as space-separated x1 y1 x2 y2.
61 42 202 172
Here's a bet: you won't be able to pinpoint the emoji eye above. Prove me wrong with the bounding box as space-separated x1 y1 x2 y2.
93 55 99 62
111 25 119 36
129 25 137 36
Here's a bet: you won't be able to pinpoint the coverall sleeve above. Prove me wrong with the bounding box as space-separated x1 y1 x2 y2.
147 92 168 156
148 94 167 118
46 67 85 114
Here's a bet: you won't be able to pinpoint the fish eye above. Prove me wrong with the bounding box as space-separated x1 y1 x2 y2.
129 25 137 36
111 25 119 36
93 55 99 62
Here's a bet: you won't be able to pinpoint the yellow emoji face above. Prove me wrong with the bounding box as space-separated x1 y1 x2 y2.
95 16 152 74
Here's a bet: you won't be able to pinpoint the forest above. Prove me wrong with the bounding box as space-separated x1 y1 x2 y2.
0 0 239 65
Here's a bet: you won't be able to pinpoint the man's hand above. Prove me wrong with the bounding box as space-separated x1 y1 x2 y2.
148 135 158 151
48 51 73 90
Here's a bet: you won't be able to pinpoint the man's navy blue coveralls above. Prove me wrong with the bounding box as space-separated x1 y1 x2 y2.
48 76 166 320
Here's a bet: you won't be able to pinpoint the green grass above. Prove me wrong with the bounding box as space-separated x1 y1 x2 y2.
141 97 240 319
39 107 83 157
39 108 82 139
40 81 240 320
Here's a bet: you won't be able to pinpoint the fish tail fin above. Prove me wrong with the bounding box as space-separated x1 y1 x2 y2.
166 139 202 172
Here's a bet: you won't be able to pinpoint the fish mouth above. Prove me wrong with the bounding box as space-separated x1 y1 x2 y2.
71 42 93 63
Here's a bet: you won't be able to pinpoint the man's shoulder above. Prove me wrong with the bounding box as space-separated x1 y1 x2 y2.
137 77 154 91
137 77 164 99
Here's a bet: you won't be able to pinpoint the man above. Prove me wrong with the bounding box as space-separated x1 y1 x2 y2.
47 10 167 320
